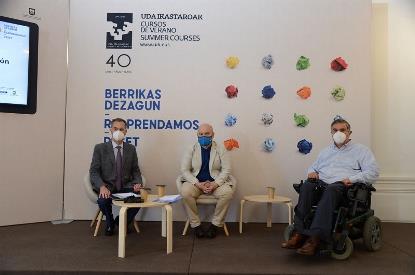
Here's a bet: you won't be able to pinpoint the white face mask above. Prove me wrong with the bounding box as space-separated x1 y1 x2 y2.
112 130 125 142
333 131 347 145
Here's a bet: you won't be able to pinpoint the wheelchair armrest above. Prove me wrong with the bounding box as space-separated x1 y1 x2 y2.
368 184 376 192
353 182 376 192
347 182 376 203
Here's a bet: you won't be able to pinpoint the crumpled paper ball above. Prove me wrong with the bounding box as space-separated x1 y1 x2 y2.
225 114 237 127
224 138 239 151
296 56 310 70
331 86 346 101
331 57 348 71
297 139 313 154
262 54 274 69
297 86 311 99
225 85 238 98
262 85 276 99
262 113 274 125
226 56 240 69
294 113 309 127
263 138 276 152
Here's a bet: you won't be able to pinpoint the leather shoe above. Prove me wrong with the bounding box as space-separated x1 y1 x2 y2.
281 233 306 249
296 236 320 255
206 224 218 239
194 225 204 238
104 227 114 236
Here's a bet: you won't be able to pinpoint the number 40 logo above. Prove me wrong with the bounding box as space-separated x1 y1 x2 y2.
106 54 131 68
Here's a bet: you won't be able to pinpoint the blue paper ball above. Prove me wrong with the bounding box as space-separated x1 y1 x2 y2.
263 138 276 152
262 85 276 99
297 139 312 154
225 114 237 127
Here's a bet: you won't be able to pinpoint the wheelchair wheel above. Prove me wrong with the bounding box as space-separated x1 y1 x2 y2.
331 237 353 260
283 224 295 241
363 216 382 251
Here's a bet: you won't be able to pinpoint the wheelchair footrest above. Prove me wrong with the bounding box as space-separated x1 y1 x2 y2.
335 233 348 251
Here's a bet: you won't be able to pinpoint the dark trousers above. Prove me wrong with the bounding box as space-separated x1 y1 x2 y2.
97 191 140 230
294 180 346 242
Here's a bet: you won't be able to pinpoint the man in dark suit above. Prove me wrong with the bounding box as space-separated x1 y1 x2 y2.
89 118 143 236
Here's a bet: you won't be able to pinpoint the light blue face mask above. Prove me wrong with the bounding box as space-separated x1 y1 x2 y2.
198 136 212 147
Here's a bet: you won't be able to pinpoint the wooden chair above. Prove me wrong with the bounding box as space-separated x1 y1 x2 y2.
84 174 144 236
176 175 237 236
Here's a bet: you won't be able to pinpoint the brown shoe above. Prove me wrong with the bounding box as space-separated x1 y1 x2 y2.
296 236 320 255
281 233 306 249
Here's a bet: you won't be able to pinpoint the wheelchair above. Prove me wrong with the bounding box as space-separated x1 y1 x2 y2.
283 180 382 260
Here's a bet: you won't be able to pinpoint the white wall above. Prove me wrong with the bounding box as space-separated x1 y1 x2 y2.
4 0 411 226
0 0 68 226
64 0 372 223
371 0 415 222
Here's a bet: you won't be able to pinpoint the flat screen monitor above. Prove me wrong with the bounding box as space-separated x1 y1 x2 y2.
0 16 38 114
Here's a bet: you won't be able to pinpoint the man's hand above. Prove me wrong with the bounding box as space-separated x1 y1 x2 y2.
99 185 111 199
342 178 353 187
204 182 219 194
307 172 319 180
195 182 208 192
133 183 143 193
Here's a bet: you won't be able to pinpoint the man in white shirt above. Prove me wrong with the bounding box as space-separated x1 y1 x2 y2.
281 118 379 255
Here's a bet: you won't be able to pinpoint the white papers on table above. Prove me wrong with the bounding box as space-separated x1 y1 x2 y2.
112 192 140 199
153 194 182 203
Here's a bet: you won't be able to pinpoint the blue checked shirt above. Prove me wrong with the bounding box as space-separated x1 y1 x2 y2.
307 142 379 184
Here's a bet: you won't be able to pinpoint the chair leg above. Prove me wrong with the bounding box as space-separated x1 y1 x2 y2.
90 209 100 228
133 219 140 233
239 199 245 234
182 219 190 236
223 223 230 237
93 211 103 237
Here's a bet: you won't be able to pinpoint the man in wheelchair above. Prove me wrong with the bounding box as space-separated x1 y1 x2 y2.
281 117 379 257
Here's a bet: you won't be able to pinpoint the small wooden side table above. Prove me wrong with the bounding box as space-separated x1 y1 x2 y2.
113 194 173 258
239 195 293 234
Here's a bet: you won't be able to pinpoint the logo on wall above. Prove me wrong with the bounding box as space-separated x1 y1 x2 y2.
22 7 41 21
106 13 133 49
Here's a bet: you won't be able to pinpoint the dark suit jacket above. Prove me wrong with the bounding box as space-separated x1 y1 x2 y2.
89 141 142 192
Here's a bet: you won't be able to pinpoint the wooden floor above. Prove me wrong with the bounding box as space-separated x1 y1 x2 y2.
0 221 414 275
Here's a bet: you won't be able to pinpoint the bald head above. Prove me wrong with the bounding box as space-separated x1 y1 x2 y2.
197 123 214 137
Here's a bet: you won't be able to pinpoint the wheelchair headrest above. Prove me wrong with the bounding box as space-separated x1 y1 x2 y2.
293 182 302 193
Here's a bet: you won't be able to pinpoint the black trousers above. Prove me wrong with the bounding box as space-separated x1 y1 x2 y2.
294 180 347 242
97 188 140 230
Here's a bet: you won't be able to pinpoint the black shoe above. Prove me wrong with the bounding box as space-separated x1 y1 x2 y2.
194 225 204 238
104 227 114 236
206 224 218 239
